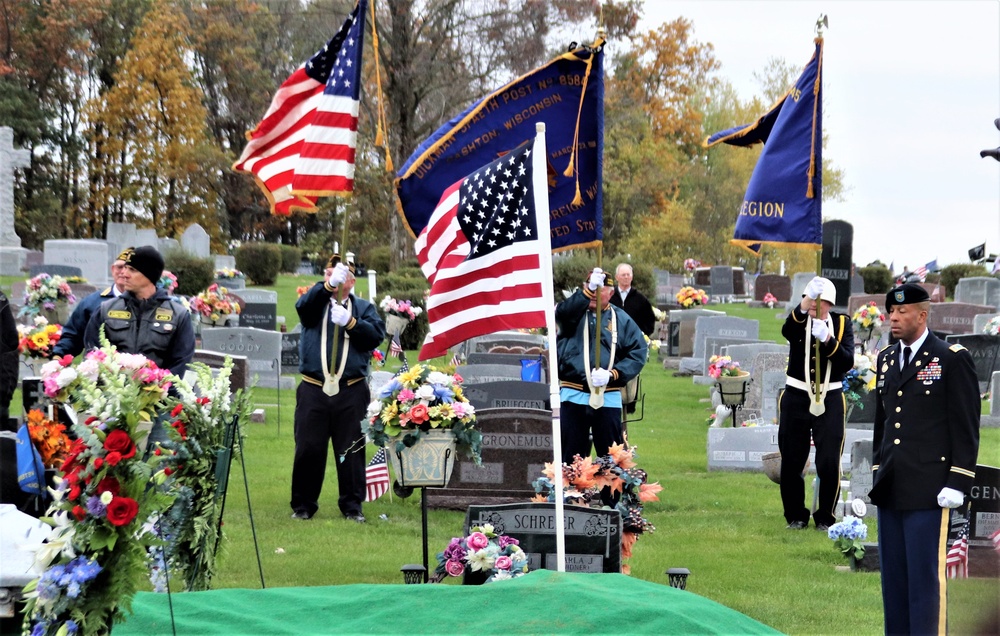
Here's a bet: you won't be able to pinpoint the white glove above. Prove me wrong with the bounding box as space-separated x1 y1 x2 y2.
811 319 830 342
590 368 611 388
806 277 825 299
587 268 605 291
328 263 349 286
329 303 351 326
937 487 964 509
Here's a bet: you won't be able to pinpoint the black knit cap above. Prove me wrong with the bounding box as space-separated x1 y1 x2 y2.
325 253 356 274
885 283 930 309
125 246 164 284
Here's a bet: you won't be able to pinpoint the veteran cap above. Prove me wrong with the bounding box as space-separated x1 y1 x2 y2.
325 253 356 274
116 247 135 262
885 283 930 309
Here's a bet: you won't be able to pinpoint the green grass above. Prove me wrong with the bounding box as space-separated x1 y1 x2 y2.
6 276 999 633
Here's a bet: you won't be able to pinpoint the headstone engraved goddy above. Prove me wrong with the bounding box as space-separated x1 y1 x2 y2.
425 409 554 510
464 503 622 575
200 327 283 389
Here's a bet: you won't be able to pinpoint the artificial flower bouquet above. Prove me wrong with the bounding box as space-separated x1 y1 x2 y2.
21 273 76 317
531 441 661 574
17 317 62 359
158 270 178 294
379 295 423 322
189 283 241 322
364 363 481 464
843 352 877 410
852 302 886 341
828 515 868 560
435 524 529 583
214 268 244 280
707 355 743 379
762 292 778 308
676 286 708 308
25 409 73 469
683 258 701 273
984 315 1000 336
25 339 176 635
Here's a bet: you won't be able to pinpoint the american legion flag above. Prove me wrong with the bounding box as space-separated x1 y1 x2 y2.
705 38 824 254
233 0 366 215
397 41 604 253
415 138 548 360
364 448 389 502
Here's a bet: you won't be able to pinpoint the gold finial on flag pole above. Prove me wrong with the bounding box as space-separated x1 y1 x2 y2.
815 14 828 37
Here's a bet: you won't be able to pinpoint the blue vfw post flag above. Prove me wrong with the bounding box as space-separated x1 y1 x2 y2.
706 38 824 253
396 41 604 252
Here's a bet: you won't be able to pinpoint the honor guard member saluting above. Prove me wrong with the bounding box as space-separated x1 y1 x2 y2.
778 276 854 531
869 283 980 635
84 246 195 449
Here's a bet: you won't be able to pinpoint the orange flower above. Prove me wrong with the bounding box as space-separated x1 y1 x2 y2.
569 456 600 490
607 441 636 470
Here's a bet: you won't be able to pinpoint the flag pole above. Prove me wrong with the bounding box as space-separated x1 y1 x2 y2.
331 200 352 382
534 122 566 572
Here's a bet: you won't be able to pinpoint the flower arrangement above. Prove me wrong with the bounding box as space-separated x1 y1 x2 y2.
435 524 529 583
189 284 241 322
828 515 868 560
215 268 244 280
652 307 667 322
676 286 708 308
26 409 73 469
148 358 254 591
843 352 877 411
64 276 87 284
683 258 701 273
17 317 63 359
984 315 1000 336
852 302 886 344
25 338 176 635
532 441 661 574
158 270 178 294
707 355 743 379
762 292 778 308
20 273 76 317
379 295 423 321
364 363 481 464
371 349 385 366
296 285 311 298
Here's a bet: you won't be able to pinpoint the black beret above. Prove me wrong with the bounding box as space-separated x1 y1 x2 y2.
885 283 930 309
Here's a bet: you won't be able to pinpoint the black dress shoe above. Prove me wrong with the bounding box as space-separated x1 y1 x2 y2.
344 513 366 523
786 520 807 529
816 523 830 532
291 510 313 520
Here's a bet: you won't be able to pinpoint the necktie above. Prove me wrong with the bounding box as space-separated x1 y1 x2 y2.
902 346 912 370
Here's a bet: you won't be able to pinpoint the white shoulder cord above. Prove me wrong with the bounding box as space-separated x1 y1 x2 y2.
320 297 352 396
805 315 832 416
583 306 617 409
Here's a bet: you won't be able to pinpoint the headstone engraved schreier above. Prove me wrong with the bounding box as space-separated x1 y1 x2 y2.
821 220 853 308
425 409 553 509
465 503 622 576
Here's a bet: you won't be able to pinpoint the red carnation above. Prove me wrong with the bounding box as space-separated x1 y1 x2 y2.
72 505 86 521
103 429 136 460
96 476 121 497
106 496 139 526
171 404 183 417
93 457 104 469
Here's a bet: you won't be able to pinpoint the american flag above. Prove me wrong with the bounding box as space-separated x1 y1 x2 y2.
991 527 1000 553
364 448 389 502
414 139 547 360
946 519 969 579
912 259 937 283
232 0 366 215
389 334 409 371
449 351 462 368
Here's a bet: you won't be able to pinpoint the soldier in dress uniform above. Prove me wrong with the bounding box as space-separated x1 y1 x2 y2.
869 283 980 635
778 276 854 531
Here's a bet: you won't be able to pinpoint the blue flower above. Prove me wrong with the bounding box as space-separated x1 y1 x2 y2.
65 620 79 635
432 384 454 402
30 621 48 636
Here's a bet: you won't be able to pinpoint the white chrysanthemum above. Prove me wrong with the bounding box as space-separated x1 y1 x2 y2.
415 384 436 400
426 371 451 386
366 400 382 418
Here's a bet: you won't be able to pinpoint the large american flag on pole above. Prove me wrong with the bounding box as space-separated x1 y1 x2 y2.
232 0 366 215
414 139 548 360
364 448 389 502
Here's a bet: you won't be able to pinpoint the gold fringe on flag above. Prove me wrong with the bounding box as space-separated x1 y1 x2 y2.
561 32 605 207
370 0 394 172
806 37 823 199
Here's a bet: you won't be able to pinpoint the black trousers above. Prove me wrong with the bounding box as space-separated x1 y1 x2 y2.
290 380 368 517
560 400 624 507
777 387 845 527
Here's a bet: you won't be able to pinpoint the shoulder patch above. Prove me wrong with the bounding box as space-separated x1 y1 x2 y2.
949 343 967 353
107 309 131 320
155 310 173 321
878 344 892 353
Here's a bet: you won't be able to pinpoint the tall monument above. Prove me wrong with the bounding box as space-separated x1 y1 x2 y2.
0 126 31 275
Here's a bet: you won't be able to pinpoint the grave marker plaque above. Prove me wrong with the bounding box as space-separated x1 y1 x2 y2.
464 503 622 575
234 289 278 331
281 331 301 374
463 381 550 411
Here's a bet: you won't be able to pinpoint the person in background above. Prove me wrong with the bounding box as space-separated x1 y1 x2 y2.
869 283 980 635
610 262 656 337
290 255 384 522
555 266 647 478
0 289 17 430
778 276 854 531
53 248 131 358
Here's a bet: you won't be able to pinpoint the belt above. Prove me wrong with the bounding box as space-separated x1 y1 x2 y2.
302 374 365 389
785 375 841 393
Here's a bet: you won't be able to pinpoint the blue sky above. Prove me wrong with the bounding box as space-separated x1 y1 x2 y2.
640 0 1000 271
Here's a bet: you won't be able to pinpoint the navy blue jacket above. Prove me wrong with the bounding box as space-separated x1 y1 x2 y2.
296 283 385 385
53 286 117 357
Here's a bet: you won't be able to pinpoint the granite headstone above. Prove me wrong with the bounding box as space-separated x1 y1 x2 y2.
754 274 792 302
944 334 1000 392
928 302 994 336
43 240 109 284
234 289 278 331
463 381 550 411
200 327 285 389
181 223 211 258
821 220 853 307
954 277 1000 310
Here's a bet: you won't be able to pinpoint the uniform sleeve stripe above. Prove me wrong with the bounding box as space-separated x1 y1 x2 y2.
950 467 975 478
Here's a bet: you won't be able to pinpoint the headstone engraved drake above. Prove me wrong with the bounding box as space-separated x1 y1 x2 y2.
425 409 553 510
464 503 621 575
821 220 853 309
200 327 288 389
234 289 278 331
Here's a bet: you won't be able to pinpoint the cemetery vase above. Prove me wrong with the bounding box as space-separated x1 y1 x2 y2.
41 300 71 325
848 553 859 572
385 314 409 336
386 429 456 488
717 371 751 407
